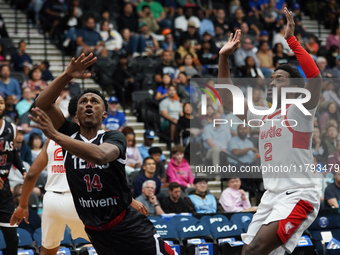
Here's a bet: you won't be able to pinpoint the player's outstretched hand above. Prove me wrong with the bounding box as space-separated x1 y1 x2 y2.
219 29 241 57
10 205 29 225
284 7 295 40
29 107 58 140
0 178 3 190
131 198 149 216
65 53 97 79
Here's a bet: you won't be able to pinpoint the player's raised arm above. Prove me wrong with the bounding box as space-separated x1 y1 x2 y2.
35 53 97 130
218 30 249 122
284 8 321 110
10 139 49 226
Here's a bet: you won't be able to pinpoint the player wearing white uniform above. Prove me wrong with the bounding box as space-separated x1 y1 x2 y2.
218 8 322 255
10 139 89 255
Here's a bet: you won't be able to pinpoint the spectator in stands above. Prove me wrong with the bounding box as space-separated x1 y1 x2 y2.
161 182 189 213
322 125 339 159
258 30 271 47
327 24 340 52
175 38 198 66
134 157 161 198
123 127 143 174
239 56 264 78
256 40 274 77
212 8 229 35
197 9 214 37
139 5 159 33
234 37 260 68
16 127 32 165
325 0 340 30
228 124 258 167
138 130 167 160
317 57 332 78
22 67 47 98
4 95 19 125
312 126 324 159
15 87 33 118
273 25 293 56
229 0 242 16
252 88 267 107
174 7 200 33
60 5 81 49
167 145 194 189
219 178 254 212
135 179 165 216
186 178 222 214
176 72 197 103
230 8 245 32
323 81 340 106
249 0 265 18
319 103 339 131
200 104 214 127
240 22 259 43
202 111 232 167
272 42 289 67
155 74 173 101
179 53 199 78
214 25 229 49
177 103 202 146
11 41 33 75
137 0 171 29
0 14 9 38
139 22 162 57
161 29 177 52
324 171 340 209
159 85 183 140
121 28 139 58
117 3 139 34
102 96 126 131
0 65 21 104
76 16 107 57
28 132 42 163
96 10 116 32
99 21 123 56
332 55 340 78
148 147 167 186
262 0 279 30
305 35 319 56
180 20 202 53
40 61 54 82
327 140 340 172
154 50 178 84
39 0 67 38
112 54 139 93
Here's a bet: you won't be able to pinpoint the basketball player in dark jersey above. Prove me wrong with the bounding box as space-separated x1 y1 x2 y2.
11 54 175 255
0 94 27 255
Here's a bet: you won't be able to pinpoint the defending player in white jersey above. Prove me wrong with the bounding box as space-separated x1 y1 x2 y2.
10 97 89 255
218 8 322 255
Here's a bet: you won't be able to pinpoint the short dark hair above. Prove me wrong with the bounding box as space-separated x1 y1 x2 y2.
171 145 185 155
167 84 176 91
193 177 209 184
169 182 181 191
274 64 305 88
143 156 155 166
68 95 79 118
142 5 150 11
0 64 10 72
149 147 162 155
28 133 42 149
79 89 108 111
122 126 136 147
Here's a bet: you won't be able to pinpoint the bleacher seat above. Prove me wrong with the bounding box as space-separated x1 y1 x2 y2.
33 228 42 248
60 227 74 249
0 230 6 250
73 237 90 248
308 215 340 255
17 228 37 252
28 192 40 213
230 213 254 233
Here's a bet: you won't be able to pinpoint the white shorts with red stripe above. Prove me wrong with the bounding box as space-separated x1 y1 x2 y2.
241 187 320 255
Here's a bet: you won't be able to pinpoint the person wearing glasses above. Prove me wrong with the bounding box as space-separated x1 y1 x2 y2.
135 179 164 216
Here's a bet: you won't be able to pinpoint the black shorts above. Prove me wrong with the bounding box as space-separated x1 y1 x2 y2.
85 207 175 255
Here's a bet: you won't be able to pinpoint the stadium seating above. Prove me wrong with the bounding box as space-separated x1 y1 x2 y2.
230 213 254 233
0 230 6 250
17 228 37 252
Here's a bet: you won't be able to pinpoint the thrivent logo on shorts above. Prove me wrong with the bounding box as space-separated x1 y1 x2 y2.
285 222 294 234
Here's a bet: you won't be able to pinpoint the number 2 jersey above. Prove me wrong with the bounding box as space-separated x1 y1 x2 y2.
0 119 16 222
58 119 131 227
247 104 318 192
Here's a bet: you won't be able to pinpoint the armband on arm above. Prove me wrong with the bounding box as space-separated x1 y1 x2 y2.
13 149 26 175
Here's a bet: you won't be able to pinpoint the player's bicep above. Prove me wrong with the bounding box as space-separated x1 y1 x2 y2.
99 143 121 163
304 73 322 110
